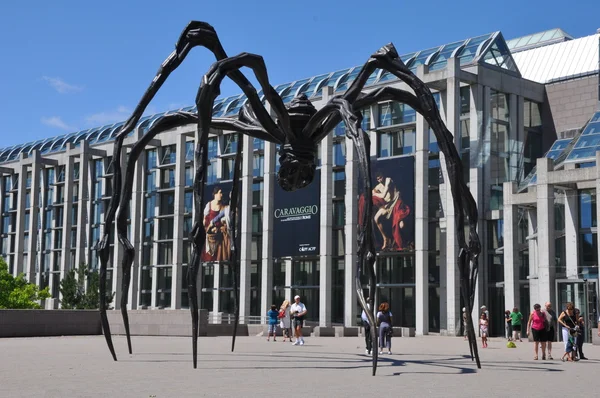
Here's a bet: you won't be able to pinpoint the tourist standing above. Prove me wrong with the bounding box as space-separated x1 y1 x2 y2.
527 303 547 360
544 302 556 360
558 302 578 361
462 307 468 340
279 299 292 342
505 310 513 341
266 304 279 341
377 302 393 355
575 309 587 360
290 295 307 346
510 307 523 342
361 298 373 355
480 313 489 348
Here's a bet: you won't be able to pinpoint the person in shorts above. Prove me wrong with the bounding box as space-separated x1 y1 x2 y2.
290 295 307 346
266 304 279 341
527 303 547 360
510 307 523 342
544 302 556 359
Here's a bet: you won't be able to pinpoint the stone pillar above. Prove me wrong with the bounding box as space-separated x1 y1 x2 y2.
171 134 187 309
503 181 520 311
564 189 579 278
528 208 539 308
469 84 486 322
112 149 126 310
212 263 221 315
536 158 555 305
239 134 254 320
261 140 276 314
284 258 292 302
319 131 333 327
128 132 144 309
13 163 27 277
59 154 75 303
415 69 429 334
440 57 461 335
27 156 41 283
75 148 90 270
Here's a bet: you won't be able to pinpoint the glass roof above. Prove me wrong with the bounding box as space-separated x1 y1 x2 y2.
0 30 518 164
479 33 520 74
506 28 573 53
565 111 600 162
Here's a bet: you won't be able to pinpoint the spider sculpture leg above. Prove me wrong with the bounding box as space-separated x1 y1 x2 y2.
189 51 289 368
100 20 286 360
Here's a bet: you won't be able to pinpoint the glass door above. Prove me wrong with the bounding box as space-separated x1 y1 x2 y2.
555 279 598 343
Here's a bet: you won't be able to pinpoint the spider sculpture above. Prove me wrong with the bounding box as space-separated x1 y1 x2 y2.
96 21 482 376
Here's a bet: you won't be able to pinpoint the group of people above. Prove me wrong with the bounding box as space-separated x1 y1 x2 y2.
266 295 307 346
361 299 394 355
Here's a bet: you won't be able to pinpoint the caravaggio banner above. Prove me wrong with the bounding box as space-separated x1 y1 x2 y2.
359 156 415 252
272 172 321 258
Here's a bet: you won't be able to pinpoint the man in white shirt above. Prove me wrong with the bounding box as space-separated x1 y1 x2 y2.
290 295 308 346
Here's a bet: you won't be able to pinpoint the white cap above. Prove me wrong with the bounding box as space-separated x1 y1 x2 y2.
481 305 487 309
294 295 300 300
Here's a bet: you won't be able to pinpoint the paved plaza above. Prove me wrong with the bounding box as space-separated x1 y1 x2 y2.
1 334 600 397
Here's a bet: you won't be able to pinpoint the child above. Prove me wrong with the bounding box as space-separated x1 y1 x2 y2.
480 313 489 348
561 329 577 362
267 304 279 342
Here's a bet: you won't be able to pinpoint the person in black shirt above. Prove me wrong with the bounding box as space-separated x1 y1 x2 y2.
544 302 557 360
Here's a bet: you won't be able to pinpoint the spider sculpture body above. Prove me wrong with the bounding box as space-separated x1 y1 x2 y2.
96 21 482 376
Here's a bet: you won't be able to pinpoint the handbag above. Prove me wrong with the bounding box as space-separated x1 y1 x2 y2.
278 309 285 319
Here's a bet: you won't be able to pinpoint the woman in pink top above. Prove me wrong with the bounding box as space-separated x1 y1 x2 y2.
527 303 548 360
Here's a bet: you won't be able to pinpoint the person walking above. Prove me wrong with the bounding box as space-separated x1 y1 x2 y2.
279 299 292 342
558 302 578 361
510 307 523 342
377 302 393 355
361 298 373 355
527 303 547 360
462 307 468 340
544 302 556 360
480 313 489 348
290 295 307 346
266 304 279 341
505 310 513 341
575 309 587 360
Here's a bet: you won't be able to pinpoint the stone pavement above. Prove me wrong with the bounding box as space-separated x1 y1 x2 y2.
1 334 599 397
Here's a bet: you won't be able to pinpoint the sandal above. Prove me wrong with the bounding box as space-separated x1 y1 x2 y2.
534 356 538 360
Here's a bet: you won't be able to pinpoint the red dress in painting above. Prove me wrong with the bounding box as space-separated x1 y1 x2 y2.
201 204 231 262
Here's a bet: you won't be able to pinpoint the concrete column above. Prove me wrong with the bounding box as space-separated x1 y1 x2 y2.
319 132 333 327
75 149 90 270
440 57 461 335
27 157 41 283
112 150 126 309
129 134 144 309
344 123 359 327
284 258 292 302
150 160 160 309
58 154 75 303
528 208 539 308
171 134 187 309
13 164 27 277
212 263 220 315
415 75 429 334
503 181 520 311
536 158 555 305
564 190 578 278
508 94 522 182
261 140 276 314
238 134 254 320
469 83 486 322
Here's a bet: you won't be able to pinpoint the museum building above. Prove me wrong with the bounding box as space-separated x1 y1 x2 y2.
1 28 599 337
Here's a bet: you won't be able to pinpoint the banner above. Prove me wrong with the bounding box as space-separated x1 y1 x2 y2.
359 157 415 252
272 172 321 257
201 181 239 262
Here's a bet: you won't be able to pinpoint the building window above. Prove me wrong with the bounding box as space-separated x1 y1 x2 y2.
378 102 416 126
377 128 415 158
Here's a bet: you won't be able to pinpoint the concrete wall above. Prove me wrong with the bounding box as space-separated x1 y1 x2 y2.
0 310 101 337
546 74 599 133
107 309 210 336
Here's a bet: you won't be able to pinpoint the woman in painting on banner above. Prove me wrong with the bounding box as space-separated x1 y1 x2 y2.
201 186 231 262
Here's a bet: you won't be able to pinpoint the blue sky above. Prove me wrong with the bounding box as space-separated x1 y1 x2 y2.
1 0 599 148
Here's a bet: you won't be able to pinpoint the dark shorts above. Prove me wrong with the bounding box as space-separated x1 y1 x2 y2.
531 328 547 342
293 317 304 329
512 324 521 332
546 328 556 342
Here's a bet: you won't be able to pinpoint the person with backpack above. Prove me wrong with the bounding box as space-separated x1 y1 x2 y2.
377 302 393 355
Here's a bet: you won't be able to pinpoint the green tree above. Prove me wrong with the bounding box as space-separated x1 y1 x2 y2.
0 257 50 309
59 263 113 309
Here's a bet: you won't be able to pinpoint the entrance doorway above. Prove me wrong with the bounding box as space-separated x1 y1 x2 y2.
555 279 598 343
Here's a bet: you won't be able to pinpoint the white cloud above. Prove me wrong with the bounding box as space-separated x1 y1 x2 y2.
85 106 132 125
42 76 84 94
41 116 75 131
